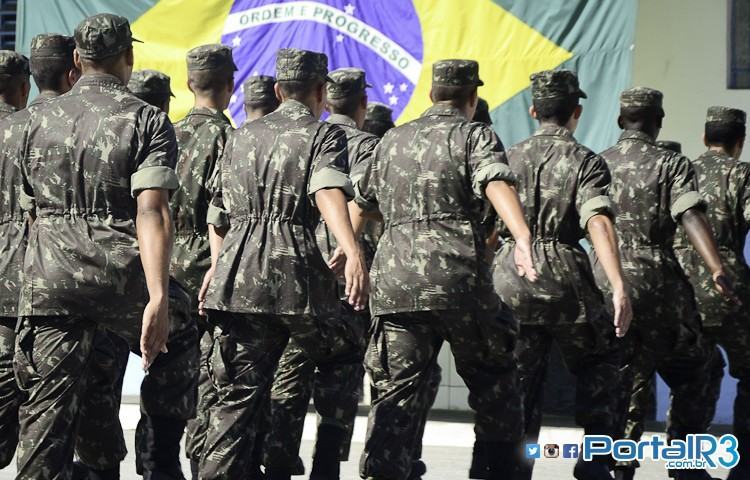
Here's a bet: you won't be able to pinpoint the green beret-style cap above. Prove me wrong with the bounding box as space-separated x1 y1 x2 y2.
531 69 587 100
186 44 238 72
432 59 483 87
74 13 141 60
705 106 746 126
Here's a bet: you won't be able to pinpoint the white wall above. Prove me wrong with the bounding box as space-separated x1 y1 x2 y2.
632 0 750 160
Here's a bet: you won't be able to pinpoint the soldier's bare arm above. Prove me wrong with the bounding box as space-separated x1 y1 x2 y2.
327 201 373 276
681 208 739 303
136 188 174 370
316 188 369 310
587 214 632 337
485 181 537 281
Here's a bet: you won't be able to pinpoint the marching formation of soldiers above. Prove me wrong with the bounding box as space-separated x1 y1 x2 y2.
0 11 747 480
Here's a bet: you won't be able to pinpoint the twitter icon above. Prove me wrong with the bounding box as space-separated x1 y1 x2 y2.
525 443 541 459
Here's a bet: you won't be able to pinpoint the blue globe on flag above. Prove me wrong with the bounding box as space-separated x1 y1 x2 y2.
220 0 424 125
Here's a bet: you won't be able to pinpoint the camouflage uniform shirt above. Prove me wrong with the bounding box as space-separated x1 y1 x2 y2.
495 125 613 325
170 107 232 300
204 99 352 315
674 151 750 327
316 113 378 264
595 130 703 310
17 73 179 318
0 100 21 315
355 103 515 315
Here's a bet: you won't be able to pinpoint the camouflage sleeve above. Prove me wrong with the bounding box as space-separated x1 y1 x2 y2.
131 107 180 197
16 121 35 212
576 153 615 229
668 154 705 220
349 135 378 186
205 127 231 228
468 124 515 199
308 124 353 205
353 143 379 212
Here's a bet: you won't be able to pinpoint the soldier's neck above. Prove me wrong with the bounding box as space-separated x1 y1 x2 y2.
193 95 227 113
708 145 735 157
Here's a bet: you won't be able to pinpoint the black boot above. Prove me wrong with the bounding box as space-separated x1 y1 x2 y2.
310 424 345 480
482 440 521 480
137 415 187 480
469 440 489 479
190 459 199 480
292 456 306 476
408 459 427 480
71 462 121 480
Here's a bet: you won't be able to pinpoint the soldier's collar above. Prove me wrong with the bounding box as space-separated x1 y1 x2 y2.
619 129 655 145
533 124 575 140
186 106 231 124
278 98 313 117
326 113 356 128
0 101 16 114
422 103 465 119
29 91 59 108
74 73 129 93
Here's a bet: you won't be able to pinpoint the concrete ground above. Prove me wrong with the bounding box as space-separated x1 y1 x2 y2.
0 406 731 479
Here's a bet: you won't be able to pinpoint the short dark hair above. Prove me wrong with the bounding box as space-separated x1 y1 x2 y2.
31 56 75 91
362 119 394 138
532 97 579 125
327 91 364 118
134 90 170 110
278 79 323 100
705 122 746 151
245 100 279 117
619 105 664 129
188 67 234 94
0 73 29 96
431 84 477 105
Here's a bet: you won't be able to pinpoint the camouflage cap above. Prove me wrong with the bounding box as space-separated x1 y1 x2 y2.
74 13 141 60
619 87 663 109
473 97 492 125
128 69 174 99
432 59 483 87
276 48 331 83
30 34 75 59
326 67 371 99
530 69 587 100
243 75 277 105
656 140 682 153
705 106 746 126
186 44 237 72
365 102 394 124
0 51 29 76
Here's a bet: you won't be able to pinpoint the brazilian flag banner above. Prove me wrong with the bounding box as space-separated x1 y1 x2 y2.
17 0 637 151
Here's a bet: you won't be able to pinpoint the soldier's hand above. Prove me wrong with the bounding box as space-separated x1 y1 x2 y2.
713 270 741 305
198 266 216 317
328 246 347 277
514 238 538 282
344 251 369 311
141 296 169 371
612 288 632 338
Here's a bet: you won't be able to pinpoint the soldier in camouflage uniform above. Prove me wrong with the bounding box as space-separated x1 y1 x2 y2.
260 67 378 480
0 50 31 470
243 74 279 120
492 70 631 480
161 45 236 479
673 107 750 480
354 59 535 480
128 69 175 112
361 101 395 139
197 48 368 480
13 15 198 479
595 87 735 480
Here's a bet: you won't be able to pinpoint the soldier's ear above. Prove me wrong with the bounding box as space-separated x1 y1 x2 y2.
273 82 283 102
573 104 583 120
529 105 537 120
73 49 83 71
429 87 435 103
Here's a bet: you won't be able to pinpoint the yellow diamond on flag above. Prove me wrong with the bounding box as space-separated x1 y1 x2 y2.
401 0 573 122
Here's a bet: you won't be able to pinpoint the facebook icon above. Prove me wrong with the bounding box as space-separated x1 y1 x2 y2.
562 444 579 458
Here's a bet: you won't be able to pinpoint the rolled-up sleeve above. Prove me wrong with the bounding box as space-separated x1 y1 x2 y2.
577 153 615 229
668 155 705 220
308 124 353 206
132 107 179 197
468 124 515 198
353 141 380 212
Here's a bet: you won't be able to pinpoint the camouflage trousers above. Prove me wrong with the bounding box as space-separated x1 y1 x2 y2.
513 321 621 479
263 302 368 468
184 317 217 464
360 307 523 480
0 317 20 468
13 281 199 480
199 311 362 479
